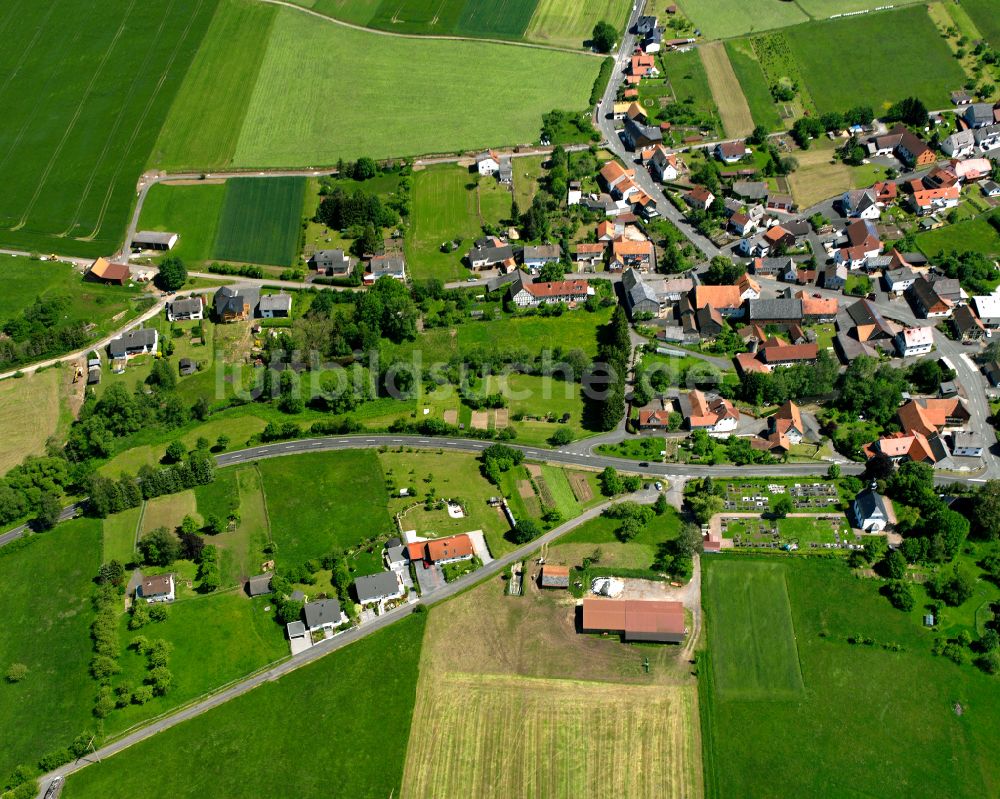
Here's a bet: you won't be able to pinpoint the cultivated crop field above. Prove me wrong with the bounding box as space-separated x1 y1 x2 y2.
0 368 62 475
701 558 1000 798
525 0 630 49
213 177 306 266
230 9 601 166
0 0 217 256
403 674 701 799
152 0 276 170
0 519 102 778
406 165 509 282
63 615 426 799
786 7 963 114
675 0 807 40
259 450 394 566
703 560 804 700
700 42 754 138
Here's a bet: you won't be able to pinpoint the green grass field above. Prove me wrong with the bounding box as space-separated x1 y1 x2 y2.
106 590 287 734
228 9 599 166
962 0 1000 47
701 557 1000 798
63 614 426 799
0 519 102 777
0 368 63 476
213 177 306 266
259 450 393 565
703 560 804 700
406 165 510 282
675 0 807 39
786 7 964 114
724 39 783 132
917 213 1000 259
525 0 629 49
151 0 276 170
798 0 924 16
102 506 142 564
136 182 227 263
0 0 218 256
384 306 610 363
660 49 721 134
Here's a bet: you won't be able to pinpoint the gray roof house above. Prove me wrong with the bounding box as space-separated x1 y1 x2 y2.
622 268 667 318
166 297 203 322
108 327 158 359
964 103 996 128
745 298 803 323
214 285 260 321
247 572 273 596
850 487 892 533
365 254 406 284
303 598 345 631
353 571 404 604
731 180 768 201
310 249 352 275
258 293 292 318
622 117 663 150
384 538 407 569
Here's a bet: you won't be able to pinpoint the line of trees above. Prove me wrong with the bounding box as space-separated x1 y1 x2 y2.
585 306 630 431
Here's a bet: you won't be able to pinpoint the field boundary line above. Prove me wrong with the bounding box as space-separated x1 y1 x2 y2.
253 462 275 544
252 0 603 56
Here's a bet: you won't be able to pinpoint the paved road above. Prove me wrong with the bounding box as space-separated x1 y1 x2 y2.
0 503 82 548
35 492 629 796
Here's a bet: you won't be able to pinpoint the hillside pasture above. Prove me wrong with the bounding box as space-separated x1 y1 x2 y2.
0 368 61 475
525 0 630 50
0 0 217 256
703 559 804 700
700 42 754 138
0 519 102 778
231 9 600 166
406 165 510 282
151 0 276 170
701 557 1000 798
403 674 700 799
785 7 964 114
213 177 306 266
62 616 426 799
674 0 807 40
258 450 393 566
135 182 226 263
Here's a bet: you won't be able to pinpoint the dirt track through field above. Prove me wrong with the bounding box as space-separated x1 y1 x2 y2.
700 42 754 138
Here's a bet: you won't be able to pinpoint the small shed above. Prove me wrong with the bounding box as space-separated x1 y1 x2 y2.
247 572 273 597
540 565 570 589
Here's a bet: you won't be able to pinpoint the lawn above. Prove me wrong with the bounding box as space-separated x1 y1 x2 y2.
596 436 667 462
228 9 601 166
258 450 394 566
0 0 218 256
406 165 510 282
551 506 682 573
700 557 1000 798
213 177 307 266
102 505 142 564
675 0 807 39
105 590 287 735
378 450 511 555
785 7 964 114
660 48 721 135
524 0 630 50
140 491 198 535
0 368 62 475
0 257 82 322
785 139 853 209
724 39 783 132
194 466 269 585
511 155 546 210
151 0 276 170
484 372 586 442
0 519 102 778
63 615 426 799
384 306 611 363
917 212 1000 259
135 182 227 263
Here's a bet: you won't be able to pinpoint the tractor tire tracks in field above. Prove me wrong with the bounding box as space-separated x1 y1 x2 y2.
253 0 602 57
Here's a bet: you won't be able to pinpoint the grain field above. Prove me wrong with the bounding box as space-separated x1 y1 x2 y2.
700 42 754 138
